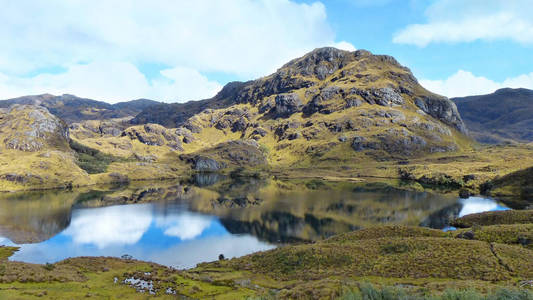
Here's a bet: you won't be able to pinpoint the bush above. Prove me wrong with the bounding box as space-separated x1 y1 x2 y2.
43 262 55 271
69 139 119 174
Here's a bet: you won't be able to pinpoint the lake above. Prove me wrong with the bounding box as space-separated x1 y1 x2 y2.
0 176 511 269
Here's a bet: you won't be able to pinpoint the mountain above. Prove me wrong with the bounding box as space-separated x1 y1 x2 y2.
0 104 91 191
0 94 161 124
452 88 533 144
0 48 486 192
128 47 467 164
130 82 245 127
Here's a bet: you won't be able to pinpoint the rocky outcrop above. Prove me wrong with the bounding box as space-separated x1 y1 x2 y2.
274 93 303 118
182 155 227 172
69 120 124 139
122 123 183 151
0 105 69 152
131 47 467 143
181 139 267 171
415 95 466 133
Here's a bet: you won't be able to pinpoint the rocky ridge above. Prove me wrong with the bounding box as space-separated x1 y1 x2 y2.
129 47 468 166
0 94 160 124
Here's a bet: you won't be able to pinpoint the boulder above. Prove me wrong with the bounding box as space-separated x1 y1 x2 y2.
274 93 303 118
182 155 227 172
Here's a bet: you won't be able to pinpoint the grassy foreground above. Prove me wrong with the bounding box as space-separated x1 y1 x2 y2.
1 217 532 299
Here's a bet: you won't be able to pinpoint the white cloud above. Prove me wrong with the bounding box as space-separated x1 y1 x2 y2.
64 204 152 249
330 41 357 52
0 62 222 102
155 213 213 240
150 235 275 269
420 70 533 97
0 0 354 102
393 0 533 46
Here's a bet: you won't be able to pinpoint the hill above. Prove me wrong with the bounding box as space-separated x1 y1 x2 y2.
452 88 533 144
0 104 91 191
0 94 160 124
128 48 468 166
4 48 533 192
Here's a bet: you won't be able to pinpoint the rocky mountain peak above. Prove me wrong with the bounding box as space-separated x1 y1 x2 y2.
280 47 356 80
132 47 468 158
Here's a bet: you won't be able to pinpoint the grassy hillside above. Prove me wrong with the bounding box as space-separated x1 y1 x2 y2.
453 88 533 144
0 223 531 299
480 166 533 203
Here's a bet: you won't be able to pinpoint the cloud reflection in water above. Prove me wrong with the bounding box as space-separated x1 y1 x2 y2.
8 203 274 268
458 197 510 217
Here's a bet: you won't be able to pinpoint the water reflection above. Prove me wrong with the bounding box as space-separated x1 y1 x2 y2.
0 177 516 268
6 203 274 269
422 196 511 231
458 197 510 217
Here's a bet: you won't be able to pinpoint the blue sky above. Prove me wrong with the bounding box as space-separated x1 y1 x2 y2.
0 0 531 103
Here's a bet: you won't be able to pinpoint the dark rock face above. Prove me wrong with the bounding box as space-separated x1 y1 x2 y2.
415 96 466 133
274 93 303 118
303 86 342 115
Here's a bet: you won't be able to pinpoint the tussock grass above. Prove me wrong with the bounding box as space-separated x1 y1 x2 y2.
453 224 533 249
452 210 533 228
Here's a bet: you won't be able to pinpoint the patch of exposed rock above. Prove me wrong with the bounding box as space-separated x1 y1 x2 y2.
0 105 69 152
122 124 183 151
274 93 303 118
181 140 267 171
415 96 466 134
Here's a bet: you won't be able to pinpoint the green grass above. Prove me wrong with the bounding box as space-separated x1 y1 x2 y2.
339 283 533 300
452 224 533 249
452 210 533 228
69 139 121 174
1 225 532 299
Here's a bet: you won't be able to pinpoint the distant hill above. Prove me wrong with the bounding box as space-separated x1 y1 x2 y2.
0 94 161 124
452 88 533 143
130 82 245 127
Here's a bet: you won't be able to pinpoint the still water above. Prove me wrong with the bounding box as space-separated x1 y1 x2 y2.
0 176 511 269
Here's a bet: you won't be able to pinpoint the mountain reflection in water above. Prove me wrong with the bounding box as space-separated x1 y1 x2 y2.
0 176 512 268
